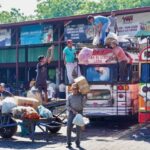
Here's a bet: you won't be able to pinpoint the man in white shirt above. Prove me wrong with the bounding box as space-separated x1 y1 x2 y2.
58 81 66 99
47 81 56 100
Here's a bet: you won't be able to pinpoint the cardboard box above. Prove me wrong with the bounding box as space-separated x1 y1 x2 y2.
74 76 90 94
14 96 40 109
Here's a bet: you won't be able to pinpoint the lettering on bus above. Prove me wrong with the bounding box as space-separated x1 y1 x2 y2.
87 49 115 64
122 15 133 24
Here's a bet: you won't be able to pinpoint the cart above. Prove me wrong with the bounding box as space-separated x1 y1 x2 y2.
0 99 66 142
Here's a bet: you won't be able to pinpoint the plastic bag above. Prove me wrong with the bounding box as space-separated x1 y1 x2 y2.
92 34 99 46
2 97 17 114
38 105 53 119
73 114 85 127
78 47 93 64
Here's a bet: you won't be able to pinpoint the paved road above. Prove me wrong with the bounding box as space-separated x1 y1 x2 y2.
0 118 150 150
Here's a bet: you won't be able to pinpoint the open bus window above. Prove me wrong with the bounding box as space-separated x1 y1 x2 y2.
86 67 110 82
141 64 150 82
87 90 111 100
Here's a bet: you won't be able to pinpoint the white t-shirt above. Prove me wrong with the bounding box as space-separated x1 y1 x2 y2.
47 86 55 99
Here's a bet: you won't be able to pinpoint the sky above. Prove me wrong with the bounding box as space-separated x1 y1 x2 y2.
0 0 38 15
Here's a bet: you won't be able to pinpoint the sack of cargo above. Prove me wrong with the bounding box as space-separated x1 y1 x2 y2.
12 106 38 119
14 96 39 109
74 76 90 94
105 32 118 46
12 106 29 119
27 90 42 105
1 97 17 114
38 105 53 119
23 107 40 120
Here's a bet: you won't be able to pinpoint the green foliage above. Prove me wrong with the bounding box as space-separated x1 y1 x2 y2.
0 0 150 23
36 0 150 19
0 8 36 24
35 0 84 18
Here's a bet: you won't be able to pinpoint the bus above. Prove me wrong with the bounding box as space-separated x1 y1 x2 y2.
138 46 150 123
78 48 139 120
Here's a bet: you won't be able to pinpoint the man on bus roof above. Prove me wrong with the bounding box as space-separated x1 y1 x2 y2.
87 15 110 46
106 40 128 82
63 39 81 84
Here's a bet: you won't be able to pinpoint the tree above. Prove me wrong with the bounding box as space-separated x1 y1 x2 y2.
0 0 150 24
35 0 85 19
35 0 150 19
0 8 36 24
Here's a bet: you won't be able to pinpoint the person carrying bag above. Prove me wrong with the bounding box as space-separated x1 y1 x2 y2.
66 83 86 148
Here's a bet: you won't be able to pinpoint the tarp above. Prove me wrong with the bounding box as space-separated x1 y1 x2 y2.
135 30 150 37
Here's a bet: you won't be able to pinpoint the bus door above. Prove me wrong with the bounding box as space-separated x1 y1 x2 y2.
139 46 150 123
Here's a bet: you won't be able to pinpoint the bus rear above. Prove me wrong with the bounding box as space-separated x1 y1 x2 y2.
79 48 139 119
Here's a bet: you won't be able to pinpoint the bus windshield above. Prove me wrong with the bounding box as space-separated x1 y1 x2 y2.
83 64 118 83
82 64 135 83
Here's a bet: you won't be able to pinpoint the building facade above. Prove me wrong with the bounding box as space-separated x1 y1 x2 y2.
0 7 150 88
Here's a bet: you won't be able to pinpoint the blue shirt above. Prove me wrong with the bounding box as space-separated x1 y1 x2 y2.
94 16 109 25
63 46 76 63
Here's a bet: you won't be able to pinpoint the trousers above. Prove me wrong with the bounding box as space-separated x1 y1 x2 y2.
67 111 81 145
66 62 81 84
99 21 110 45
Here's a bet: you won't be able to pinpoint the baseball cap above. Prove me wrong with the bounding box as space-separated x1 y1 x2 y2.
67 39 73 44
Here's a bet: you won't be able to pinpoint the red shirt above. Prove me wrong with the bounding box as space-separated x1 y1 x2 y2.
113 46 128 62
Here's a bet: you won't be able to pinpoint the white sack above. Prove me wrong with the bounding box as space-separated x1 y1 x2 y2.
73 114 85 127
2 97 17 114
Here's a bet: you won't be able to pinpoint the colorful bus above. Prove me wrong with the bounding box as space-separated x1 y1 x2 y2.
138 46 150 123
78 48 139 120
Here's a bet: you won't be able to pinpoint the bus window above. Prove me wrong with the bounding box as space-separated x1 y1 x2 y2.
86 67 110 82
141 64 150 82
87 90 111 100
131 64 139 82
